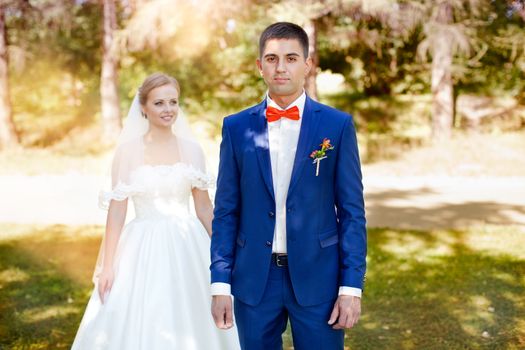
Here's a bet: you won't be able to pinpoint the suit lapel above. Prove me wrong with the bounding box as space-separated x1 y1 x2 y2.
250 101 275 201
288 96 321 196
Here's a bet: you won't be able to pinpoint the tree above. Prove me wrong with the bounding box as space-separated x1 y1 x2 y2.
420 1 498 138
304 17 320 99
100 0 120 139
428 1 455 139
0 3 18 149
324 0 491 139
117 0 263 113
269 0 340 100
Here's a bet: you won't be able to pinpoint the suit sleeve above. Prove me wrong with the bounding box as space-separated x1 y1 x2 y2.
335 115 367 290
210 118 241 284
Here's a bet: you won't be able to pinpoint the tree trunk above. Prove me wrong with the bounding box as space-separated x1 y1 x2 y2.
100 0 121 139
0 6 18 150
431 1 454 140
304 18 318 100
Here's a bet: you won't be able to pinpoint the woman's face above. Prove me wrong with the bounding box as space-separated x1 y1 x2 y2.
141 84 179 129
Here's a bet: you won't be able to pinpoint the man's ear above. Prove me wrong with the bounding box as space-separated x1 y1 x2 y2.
305 56 313 76
256 58 263 75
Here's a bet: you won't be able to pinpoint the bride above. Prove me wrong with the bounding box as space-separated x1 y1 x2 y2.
71 73 239 349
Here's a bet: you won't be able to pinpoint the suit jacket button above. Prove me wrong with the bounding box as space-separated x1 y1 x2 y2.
268 211 275 217
266 241 272 247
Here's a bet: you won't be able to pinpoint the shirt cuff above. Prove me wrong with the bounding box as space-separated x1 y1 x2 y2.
211 282 231 296
338 286 362 298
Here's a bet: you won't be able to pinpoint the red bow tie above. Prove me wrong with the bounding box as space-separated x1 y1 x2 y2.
266 105 300 123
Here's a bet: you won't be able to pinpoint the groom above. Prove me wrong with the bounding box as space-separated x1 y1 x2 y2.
210 22 367 349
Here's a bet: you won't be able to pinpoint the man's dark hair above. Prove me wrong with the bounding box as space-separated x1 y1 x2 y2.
259 22 309 58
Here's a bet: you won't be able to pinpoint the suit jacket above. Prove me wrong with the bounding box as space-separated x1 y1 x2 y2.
211 95 367 307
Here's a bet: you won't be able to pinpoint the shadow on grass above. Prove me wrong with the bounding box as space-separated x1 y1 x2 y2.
0 226 101 349
344 228 525 349
366 188 525 229
0 225 523 349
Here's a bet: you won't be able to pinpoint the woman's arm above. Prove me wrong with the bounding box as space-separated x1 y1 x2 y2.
98 198 128 303
192 188 213 237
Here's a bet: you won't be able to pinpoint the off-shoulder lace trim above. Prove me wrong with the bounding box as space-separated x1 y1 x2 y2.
185 165 215 190
98 182 145 210
98 163 215 209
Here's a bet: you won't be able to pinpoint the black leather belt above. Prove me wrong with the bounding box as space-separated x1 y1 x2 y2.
272 253 288 267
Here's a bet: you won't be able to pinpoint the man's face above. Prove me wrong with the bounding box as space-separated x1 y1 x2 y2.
257 38 311 100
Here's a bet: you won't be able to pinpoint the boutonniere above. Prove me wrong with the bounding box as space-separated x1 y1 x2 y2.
310 138 334 176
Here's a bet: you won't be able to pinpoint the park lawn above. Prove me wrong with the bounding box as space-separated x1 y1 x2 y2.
0 224 524 349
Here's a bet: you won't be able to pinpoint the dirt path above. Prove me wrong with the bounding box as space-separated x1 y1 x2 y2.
2 172 524 229
362 174 525 229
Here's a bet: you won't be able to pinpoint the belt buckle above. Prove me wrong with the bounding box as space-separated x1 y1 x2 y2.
275 254 287 267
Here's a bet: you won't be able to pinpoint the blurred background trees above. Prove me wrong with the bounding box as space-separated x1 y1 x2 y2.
100 0 120 139
0 0 523 154
0 2 18 149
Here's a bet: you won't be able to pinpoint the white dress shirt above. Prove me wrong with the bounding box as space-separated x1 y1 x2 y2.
267 92 304 254
211 92 361 298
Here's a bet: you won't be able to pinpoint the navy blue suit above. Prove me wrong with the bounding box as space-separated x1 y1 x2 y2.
211 96 367 349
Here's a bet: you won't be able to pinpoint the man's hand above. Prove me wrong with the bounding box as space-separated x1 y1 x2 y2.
211 295 234 329
328 295 361 329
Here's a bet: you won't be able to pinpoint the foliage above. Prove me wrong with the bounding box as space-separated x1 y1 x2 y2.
7 0 101 147
462 0 525 98
2 0 525 147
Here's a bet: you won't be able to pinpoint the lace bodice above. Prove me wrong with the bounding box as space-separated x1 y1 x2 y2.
100 163 214 219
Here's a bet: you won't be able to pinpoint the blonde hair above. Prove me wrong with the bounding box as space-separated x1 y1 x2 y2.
138 72 180 106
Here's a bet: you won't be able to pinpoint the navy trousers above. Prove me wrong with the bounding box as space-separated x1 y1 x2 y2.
234 262 344 350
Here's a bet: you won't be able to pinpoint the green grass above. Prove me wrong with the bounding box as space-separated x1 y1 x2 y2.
0 224 102 349
0 224 524 349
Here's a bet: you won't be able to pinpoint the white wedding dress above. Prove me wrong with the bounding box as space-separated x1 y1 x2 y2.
71 163 240 350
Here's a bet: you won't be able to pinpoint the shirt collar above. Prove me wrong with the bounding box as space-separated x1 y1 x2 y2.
266 90 306 119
